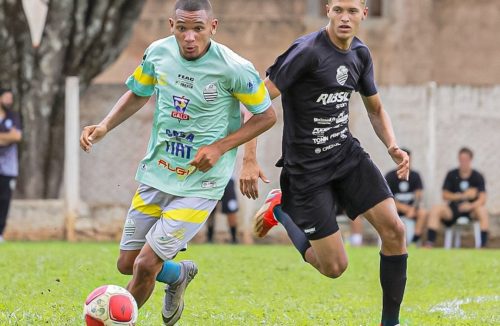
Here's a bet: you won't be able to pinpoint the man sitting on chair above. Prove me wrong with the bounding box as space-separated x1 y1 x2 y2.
385 148 426 245
425 147 489 248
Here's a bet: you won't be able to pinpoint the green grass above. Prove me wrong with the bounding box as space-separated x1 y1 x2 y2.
0 243 499 325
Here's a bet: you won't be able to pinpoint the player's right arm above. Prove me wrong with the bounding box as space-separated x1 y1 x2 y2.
81 45 156 153
80 91 150 152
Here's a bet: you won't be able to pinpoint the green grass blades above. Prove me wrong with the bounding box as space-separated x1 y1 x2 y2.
0 243 499 325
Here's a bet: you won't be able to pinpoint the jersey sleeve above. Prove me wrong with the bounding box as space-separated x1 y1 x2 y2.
358 48 378 97
266 43 316 92
231 63 271 115
126 47 156 97
476 172 486 192
414 172 423 190
442 171 454 191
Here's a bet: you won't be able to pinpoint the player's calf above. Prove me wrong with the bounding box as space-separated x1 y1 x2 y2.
379 217 406 255
117 250 140 275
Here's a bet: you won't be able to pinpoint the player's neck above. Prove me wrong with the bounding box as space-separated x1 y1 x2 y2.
325 24 353 51
459 168 472 178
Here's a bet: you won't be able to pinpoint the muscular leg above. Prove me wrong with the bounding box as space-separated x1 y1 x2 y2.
363 198 407 326
117 250 141 275
126 243 164 308
426 204 452 246
472 206 489 247
305 232 348 278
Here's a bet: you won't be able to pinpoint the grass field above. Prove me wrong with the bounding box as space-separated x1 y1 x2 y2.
0 242 499 325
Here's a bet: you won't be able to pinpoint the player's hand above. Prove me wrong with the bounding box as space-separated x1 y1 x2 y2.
239 160 270 200
388 145 410 180
463 188 478 200
189 144 223 173
458 202 473 213
80 124 108 152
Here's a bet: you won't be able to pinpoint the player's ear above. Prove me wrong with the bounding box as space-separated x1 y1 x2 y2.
210 19 218 35
169 18 175 33
362 7 368 20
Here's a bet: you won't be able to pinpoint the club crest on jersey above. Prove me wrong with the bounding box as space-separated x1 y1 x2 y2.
172 96 191 121
203 83 218 102
336 65 349 86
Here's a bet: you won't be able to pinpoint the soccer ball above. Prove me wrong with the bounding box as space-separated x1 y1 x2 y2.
83 285 138 325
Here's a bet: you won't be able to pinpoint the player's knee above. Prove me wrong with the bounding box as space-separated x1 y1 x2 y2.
116 256 134 275
320 261 348 279
132 256 157 280
381 218 406 246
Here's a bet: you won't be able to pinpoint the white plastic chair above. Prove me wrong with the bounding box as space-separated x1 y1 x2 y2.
444 216 481 249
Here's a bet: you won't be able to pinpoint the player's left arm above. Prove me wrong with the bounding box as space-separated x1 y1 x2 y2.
362 94 409 180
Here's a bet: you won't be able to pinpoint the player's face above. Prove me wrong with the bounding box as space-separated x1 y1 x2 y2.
170 9 218 61
0 92 13 110
326 0 367 44
458 152 472 171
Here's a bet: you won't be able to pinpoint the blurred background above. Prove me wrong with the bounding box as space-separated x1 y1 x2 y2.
1 0 499 246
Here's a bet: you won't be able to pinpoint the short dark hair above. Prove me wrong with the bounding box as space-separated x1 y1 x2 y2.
459 147 474 159
175 0 212 13
0 87 12 96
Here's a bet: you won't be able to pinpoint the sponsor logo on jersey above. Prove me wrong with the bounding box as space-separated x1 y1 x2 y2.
175 74 195 89
314 117 336 125
399 181 410 192
165 141 193 159
312 127 332 136
459 180 470 192
203 82 218 102
316 91 351 106
158 159 196 180
201 180 217 189
172 96 191 121
166 129 195 143
336 65 349 85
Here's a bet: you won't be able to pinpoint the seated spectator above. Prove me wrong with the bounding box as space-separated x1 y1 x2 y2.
385 148 427 245
425 147 489 248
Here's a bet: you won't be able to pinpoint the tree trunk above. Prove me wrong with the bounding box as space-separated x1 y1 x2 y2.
0 0 145 198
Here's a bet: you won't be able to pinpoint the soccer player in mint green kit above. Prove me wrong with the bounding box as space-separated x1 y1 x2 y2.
80 0 276 324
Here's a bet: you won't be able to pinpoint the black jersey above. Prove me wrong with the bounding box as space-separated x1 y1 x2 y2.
267 29 377 175
443 169 486 203
385 170 423 206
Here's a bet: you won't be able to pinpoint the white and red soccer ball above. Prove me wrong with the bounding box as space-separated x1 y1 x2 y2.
83 285 138 326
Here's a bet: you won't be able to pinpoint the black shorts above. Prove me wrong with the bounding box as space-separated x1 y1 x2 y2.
280 153 393 240
442 202 471 227
220 179 238 214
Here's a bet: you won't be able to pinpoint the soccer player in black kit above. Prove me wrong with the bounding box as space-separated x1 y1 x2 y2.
240 1 409 325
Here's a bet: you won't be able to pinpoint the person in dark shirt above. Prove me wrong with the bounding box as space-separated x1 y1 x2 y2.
385 148 427 245
0 88 22 243
425 147 489 247
240 1 409 325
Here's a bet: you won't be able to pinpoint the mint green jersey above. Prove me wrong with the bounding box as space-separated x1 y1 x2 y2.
126 36 271 200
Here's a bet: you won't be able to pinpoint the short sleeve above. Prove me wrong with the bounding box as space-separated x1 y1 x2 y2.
358 48 378 97
126 47 156 97
231 63 272 115
266 43 316 92
10 111 22 130
442 171 454 191
476 173 486 192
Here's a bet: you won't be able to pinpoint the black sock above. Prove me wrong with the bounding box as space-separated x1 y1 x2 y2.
481 231 488 247
230 226 237 243
380 253 408 326
207 225 214 243
273 206 311 260
411 234 420 243
427 229 437 244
